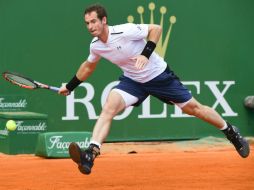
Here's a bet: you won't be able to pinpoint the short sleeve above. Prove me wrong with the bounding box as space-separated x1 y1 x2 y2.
123 23 149 40
87 47 101 63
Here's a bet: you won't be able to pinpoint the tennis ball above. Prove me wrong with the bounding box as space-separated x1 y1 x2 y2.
6 120 17 131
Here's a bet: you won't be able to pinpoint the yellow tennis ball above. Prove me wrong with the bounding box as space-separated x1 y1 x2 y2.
6 120 17 131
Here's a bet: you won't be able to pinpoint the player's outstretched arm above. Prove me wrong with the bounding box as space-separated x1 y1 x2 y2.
58 60 98 96
76 60 98 81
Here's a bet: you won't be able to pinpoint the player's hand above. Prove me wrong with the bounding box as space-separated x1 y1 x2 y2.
132 55 149 70
58 85 71 96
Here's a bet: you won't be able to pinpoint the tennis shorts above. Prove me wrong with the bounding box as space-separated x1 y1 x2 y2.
114 66 192 107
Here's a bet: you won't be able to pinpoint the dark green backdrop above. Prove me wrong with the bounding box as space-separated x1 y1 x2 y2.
1 0 254 141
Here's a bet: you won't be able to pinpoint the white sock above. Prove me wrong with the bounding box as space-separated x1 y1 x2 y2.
90 140 102 148
220 120 228 130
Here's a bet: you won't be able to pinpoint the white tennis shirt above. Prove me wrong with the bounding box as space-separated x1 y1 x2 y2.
87 23 167 83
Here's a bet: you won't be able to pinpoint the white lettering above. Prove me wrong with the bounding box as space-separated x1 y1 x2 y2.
0 129 8 136
62 83 98 120
16 121 47 131
205 81 237 116
48 136 90 150
0 98 27 109
61 80 237 121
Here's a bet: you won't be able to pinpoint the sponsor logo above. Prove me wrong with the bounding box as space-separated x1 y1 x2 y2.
0 129 8 136
48 135 90 150
16 121 47 132
62 81 237 120
0 98 27 110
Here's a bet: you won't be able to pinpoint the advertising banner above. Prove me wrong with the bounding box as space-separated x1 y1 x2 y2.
1 0 254 142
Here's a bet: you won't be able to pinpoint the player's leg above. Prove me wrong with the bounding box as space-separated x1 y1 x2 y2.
181 97 224 128
181 97 250 158
69 90 126 174
144 67 249 158
69 89 139 174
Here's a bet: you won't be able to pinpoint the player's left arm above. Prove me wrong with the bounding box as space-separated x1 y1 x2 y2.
134 24 162 69
147 24 162 44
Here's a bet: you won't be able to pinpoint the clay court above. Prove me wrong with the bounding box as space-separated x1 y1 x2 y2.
1 138 253 190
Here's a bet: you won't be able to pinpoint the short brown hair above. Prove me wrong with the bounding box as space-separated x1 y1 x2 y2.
84 4 107 21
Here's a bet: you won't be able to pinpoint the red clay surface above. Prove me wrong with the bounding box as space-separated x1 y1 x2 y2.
0 142 253 190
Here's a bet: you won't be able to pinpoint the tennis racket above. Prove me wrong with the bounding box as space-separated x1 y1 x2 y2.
2 71 60 93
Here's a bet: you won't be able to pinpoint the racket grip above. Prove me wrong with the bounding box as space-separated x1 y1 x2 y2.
49 86 60 92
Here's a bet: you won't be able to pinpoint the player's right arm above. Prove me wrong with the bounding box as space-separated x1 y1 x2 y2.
76 60 98 81
58 60 98 96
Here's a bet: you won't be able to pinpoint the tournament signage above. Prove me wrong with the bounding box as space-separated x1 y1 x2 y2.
35 132 91 158
0 96 28 111
62 81 237 120
15 120 47 134
0 112 48 154
1 0 253 142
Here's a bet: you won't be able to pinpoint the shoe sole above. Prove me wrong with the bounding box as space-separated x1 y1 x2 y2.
231 127 250 158
68 142 91 175
237 138 250 158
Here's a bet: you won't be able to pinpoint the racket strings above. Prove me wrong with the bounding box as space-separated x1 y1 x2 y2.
4 73 37 89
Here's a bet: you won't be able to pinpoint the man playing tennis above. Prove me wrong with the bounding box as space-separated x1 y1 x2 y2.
59 4 250 175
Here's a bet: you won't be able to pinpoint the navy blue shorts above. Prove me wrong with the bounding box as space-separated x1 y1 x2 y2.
115 67 192 107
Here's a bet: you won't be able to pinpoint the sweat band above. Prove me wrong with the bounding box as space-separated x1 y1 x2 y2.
66 75 82 91
141 40 156 59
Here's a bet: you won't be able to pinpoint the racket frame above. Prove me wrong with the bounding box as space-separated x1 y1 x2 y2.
2 71 59 92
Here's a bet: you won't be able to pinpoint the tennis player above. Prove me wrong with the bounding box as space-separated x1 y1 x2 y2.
59 4 250 174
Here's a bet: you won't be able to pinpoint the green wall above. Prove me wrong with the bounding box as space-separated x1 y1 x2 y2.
1 0 254 141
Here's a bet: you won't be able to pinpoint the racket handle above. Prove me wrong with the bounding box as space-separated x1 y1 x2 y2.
49 86 60 92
